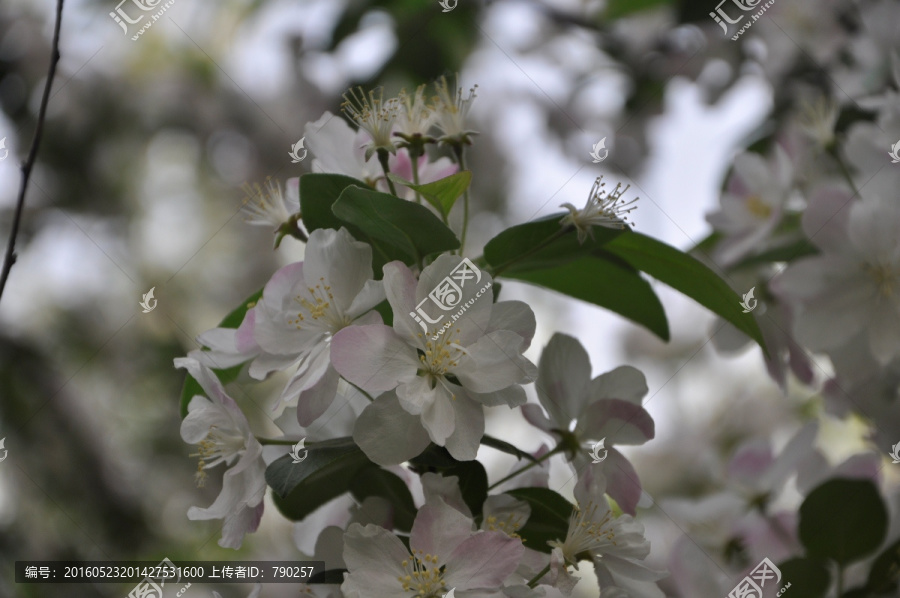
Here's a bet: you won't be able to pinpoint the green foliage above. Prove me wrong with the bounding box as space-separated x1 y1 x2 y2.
178 288 262 418
389 171 472 219
333 185 461 262
349 466 417 532
504 488 573 554
606 0 672 19
864 538 900 595
777 558 830 598
266 437 371 521
407 444 488 518
799 478 888 566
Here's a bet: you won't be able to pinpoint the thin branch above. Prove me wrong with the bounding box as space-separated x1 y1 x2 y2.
0 0 65 302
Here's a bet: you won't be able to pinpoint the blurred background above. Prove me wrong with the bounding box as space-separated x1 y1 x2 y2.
0 0 883 596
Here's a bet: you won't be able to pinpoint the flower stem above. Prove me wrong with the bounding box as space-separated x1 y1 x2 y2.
526 563 552 588
344 379 376 402
452 144 470 254
377 148 398 196
487 445 563 491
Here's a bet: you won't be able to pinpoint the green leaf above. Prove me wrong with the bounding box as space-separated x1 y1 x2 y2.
389 171 472 218
299 173 369 234
602 230 767 352
266 437 371 521
606 0 672 19
866 538 900 594
179 288 263 418
333 185 460 262
729 236 819 271
443 460 488 519
500 254 670 341
483 215 623 275
349 466 417 532
505 488 573 554
481 434 538 463
408 444 458 471
799 478 888 566
777 557 830 598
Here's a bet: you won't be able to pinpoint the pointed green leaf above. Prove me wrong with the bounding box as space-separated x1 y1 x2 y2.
505 488 573 554
777 557 830 598
389 171 472 218
602 230 767 352
799 478 887 565
481 434 539 463
333 185 460 261
349 466 417 532
266 437 371 521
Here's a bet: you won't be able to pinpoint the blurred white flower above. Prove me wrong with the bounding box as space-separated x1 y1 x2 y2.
395 84 437 140
432 75 478 145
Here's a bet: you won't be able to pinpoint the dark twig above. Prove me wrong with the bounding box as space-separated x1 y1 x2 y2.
0 0 65 302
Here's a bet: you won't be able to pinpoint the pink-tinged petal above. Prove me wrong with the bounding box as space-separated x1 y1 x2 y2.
597 448 643 517
353 393 431 466
342 523 413 596
761 420 818 490
216 501 264 550
247 351 300 379
188 443 265 522
588 366 648 406
175 358 238 410
235 308 259 354
383 261 426 341
574 464 608 507
331 324 419 392
668 535 731 597
181 398 236 444
396 375 440 416
410 500 475 559
455 331 535 392
467 384 527 408
252 290 321 356
728 439 774 485
548 547 580 596
417 156 458 184
443 392 484 462
802 186 854 253
264 261 305 306
600 554 667 582
295 364 341 427
421 472 472 517
443 531 525 590
521 404 554 433
304 228 374 314
577 399 654 446
593 558 665 598
417 255 493 346
848 196 900 262
487 301 537 349
347 279 386 321
419 384 456 446
867 299 900 364
482 495 531 529
536 334 592 429
281 340 332 404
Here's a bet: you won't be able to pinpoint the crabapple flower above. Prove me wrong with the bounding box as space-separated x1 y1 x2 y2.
706 146 793 267
332 256 537 463
341 498 525 598
342 86 400 160
176 357 265 550
241 178 300 230
432 75 478 145
249 227 385 425
773 193 900 364
395 84 437 142
522 333 654 515
549 468 665 597
559 176 637 244
303 112 456 200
